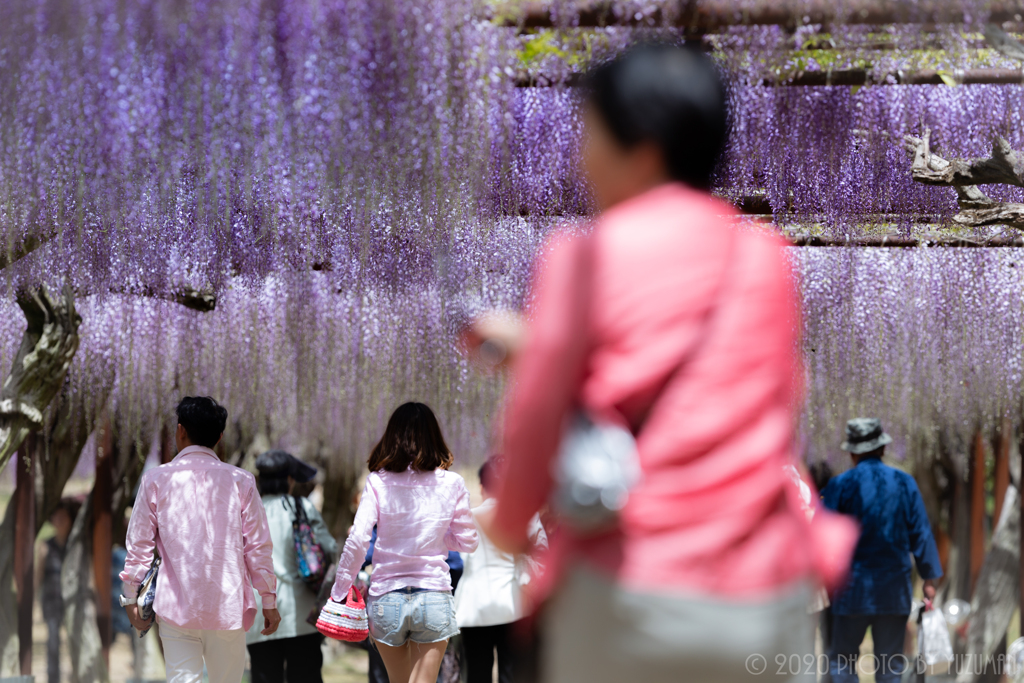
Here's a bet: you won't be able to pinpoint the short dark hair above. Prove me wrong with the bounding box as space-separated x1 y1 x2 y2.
859 446 885 460
256 475 289 496
176 396 228 448
368 402 454 473
582 43 728 189
53 497 82 522
478 455 504 495
808 461 833 493
255 450 292 496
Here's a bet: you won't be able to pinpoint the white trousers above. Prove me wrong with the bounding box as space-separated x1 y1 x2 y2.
158 620 247 683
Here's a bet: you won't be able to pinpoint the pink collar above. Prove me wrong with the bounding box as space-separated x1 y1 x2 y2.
172 445 220 462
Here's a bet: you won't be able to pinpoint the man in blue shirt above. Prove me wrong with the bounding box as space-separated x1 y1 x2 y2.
823 418 943 683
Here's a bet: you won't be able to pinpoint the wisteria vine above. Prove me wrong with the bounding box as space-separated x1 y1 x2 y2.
1 0 1023 477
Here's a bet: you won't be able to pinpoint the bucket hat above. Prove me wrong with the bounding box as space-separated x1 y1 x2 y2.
840 418 893 455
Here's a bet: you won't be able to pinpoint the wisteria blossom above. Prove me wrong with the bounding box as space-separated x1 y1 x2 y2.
0 1 1021 473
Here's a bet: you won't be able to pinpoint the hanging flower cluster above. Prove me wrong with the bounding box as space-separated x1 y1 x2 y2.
0 0 518 296
0 0 537 466
3 0 1024 474
797 247 1024 466
722 84 1024 235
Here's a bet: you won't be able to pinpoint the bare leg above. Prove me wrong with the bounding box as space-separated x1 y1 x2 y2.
375 639 448 683
376 640 413 683
409 640 449 683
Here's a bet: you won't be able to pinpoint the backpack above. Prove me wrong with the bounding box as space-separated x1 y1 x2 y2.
286 496 328 592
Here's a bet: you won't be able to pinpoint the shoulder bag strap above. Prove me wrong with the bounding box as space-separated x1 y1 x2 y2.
294 495 311 524
286 494 310 525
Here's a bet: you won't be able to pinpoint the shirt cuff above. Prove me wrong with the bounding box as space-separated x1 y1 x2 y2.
330 580 352 602
261 593 277 609
123 581 141 599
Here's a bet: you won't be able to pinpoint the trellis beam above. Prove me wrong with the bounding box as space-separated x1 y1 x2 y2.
787 235 1024 247
500 0 1024 30
768 68 1024 87
515 68 1024 88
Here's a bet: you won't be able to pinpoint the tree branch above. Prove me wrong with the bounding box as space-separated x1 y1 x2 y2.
904 131 1024 229
171 288 217 312
904 131 1024 188
0 225 59 272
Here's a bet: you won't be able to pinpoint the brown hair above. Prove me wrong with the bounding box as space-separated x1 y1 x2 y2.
368 402 454 473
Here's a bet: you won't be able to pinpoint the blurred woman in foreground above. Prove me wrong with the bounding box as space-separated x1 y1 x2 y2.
475 44 857 683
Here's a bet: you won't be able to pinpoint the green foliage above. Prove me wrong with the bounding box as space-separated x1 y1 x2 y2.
516 31 595 70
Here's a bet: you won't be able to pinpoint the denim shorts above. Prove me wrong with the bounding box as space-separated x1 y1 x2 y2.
367 587 459 647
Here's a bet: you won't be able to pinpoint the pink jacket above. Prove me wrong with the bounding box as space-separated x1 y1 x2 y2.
493 183 855 597
121 446 277 631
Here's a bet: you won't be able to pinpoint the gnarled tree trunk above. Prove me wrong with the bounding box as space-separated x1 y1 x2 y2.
0 391 98 673
0 286 82 675
0 285 80 474
62 489 108 683
956 485 1020 683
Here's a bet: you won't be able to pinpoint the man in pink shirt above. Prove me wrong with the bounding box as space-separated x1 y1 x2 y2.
121 396 280 683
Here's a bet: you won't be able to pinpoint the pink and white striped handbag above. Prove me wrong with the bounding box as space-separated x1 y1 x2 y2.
316 586 369 642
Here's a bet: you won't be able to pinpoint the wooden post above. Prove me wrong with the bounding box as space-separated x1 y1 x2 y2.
970 430 987 595
1021 429 1024 623
93 417 113 666
14 433 36 676
993 419 1011 526
160 422 175 465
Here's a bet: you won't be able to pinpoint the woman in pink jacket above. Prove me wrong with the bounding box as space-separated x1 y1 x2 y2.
475 44 856 683
328 402 479 683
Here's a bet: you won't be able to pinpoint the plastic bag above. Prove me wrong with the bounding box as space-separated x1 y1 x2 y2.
920 608 954 666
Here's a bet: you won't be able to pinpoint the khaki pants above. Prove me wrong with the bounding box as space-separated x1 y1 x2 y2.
159 619 247 683
543 567 815 683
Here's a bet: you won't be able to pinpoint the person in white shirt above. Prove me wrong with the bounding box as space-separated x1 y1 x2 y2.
248 451 339 683
454 457 547 683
